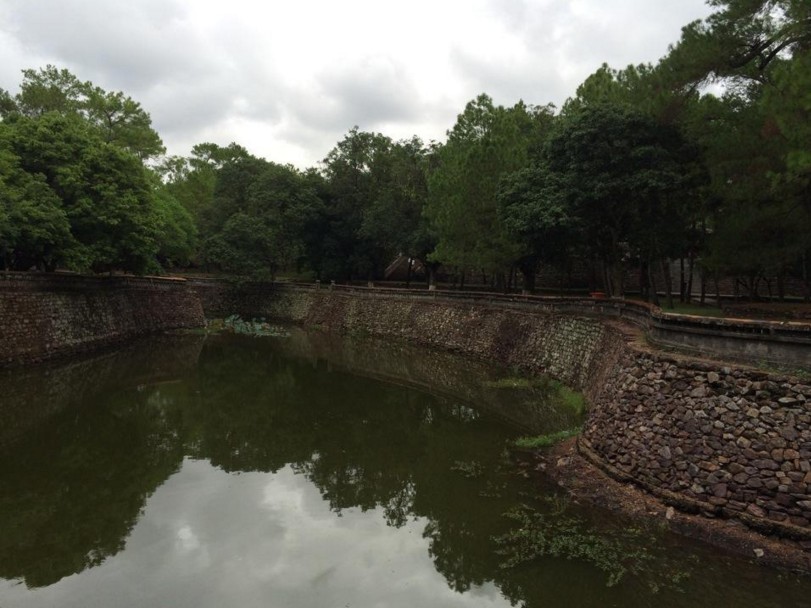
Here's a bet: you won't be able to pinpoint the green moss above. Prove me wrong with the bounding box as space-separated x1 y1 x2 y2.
550 380 587 416
513 427 581 449
485 376 587 416
483 377 537 389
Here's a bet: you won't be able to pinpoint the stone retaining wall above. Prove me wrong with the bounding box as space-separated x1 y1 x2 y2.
3 276 810 538
230 284 811 538
0 272 204 366
583 350 811 536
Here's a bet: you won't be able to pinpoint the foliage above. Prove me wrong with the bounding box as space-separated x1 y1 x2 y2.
4 65 164 160
200 156 324 279
513 427 581 449
493 504 693 591
1 112 161 273
221 315 291 337
426 95 549 280
541 103 703 296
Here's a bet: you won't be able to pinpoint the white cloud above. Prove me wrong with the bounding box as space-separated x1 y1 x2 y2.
1 461 513 608
0 0 714 167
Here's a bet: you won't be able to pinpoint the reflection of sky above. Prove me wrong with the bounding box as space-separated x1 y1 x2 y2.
0 459 510 608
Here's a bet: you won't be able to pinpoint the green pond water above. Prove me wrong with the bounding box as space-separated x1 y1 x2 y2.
0 329 809 608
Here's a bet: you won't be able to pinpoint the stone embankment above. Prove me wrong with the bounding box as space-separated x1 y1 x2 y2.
583 350 811 536
3 275 811 541
0 272 204 366
194 282 811 540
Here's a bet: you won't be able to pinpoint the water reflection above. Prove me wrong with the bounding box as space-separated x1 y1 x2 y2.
0 331 808 608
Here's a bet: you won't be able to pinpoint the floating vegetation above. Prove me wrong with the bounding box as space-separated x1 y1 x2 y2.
494 504 694 591
222 315 290 338
513 427 581 449
450 460 485 478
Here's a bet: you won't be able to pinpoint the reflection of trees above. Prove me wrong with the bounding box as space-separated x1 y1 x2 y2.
0 331 578 605
0 334 204 449
0 386 185 588
185 335 530 601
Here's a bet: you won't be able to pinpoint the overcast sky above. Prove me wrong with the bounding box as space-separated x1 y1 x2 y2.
0 0 714 168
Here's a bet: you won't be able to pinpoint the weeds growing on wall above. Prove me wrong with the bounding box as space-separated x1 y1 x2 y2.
485 375 586 416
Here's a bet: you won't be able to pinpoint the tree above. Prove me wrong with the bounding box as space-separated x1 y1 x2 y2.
8 113 159 273
152 186 197 268
542 104 701 298
426 95 546 286
497 162 572 292
202 160 324 279
320 127 394 281
4 65 164 160
0 125 75 271
356 136 438 285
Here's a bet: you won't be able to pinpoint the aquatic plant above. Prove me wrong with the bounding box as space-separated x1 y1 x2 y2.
513 427 581 449
450 460 485 478
494 504 694 591
222 315 290 337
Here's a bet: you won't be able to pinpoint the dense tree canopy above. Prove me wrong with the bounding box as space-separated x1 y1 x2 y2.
2 3 810 301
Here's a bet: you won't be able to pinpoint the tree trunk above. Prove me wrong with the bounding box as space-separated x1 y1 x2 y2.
699 268 707 306
521 267 536 294
687 251 695 304
612 261 624 299
716 273 722 309
660 258 674 309
777 271 785 302
804 251 810 303
680 257 686 303
601 260 613 297
639 261 649 301
648 259 660 307
427 264 437 291
459 271 466 290
405 258 413 288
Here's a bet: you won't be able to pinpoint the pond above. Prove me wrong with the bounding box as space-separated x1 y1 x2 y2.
0 328 809 608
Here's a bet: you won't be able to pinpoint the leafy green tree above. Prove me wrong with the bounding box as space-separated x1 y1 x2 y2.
202 159 324 279
426 95 545 285
0 125 76 270
320 127 394 280
4 65 164 160
9 113 159 273
356 136 438 284
497 162 573 292
152 186 197 268
543 104 701 297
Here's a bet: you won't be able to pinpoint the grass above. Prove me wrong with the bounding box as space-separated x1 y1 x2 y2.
550 379 587 416
485 376 587 416
513 427 581 449
483 377 538 390
658 303 728 318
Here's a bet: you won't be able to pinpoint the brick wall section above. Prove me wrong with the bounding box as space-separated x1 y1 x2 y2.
223 284 811 538
0 273 204 366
